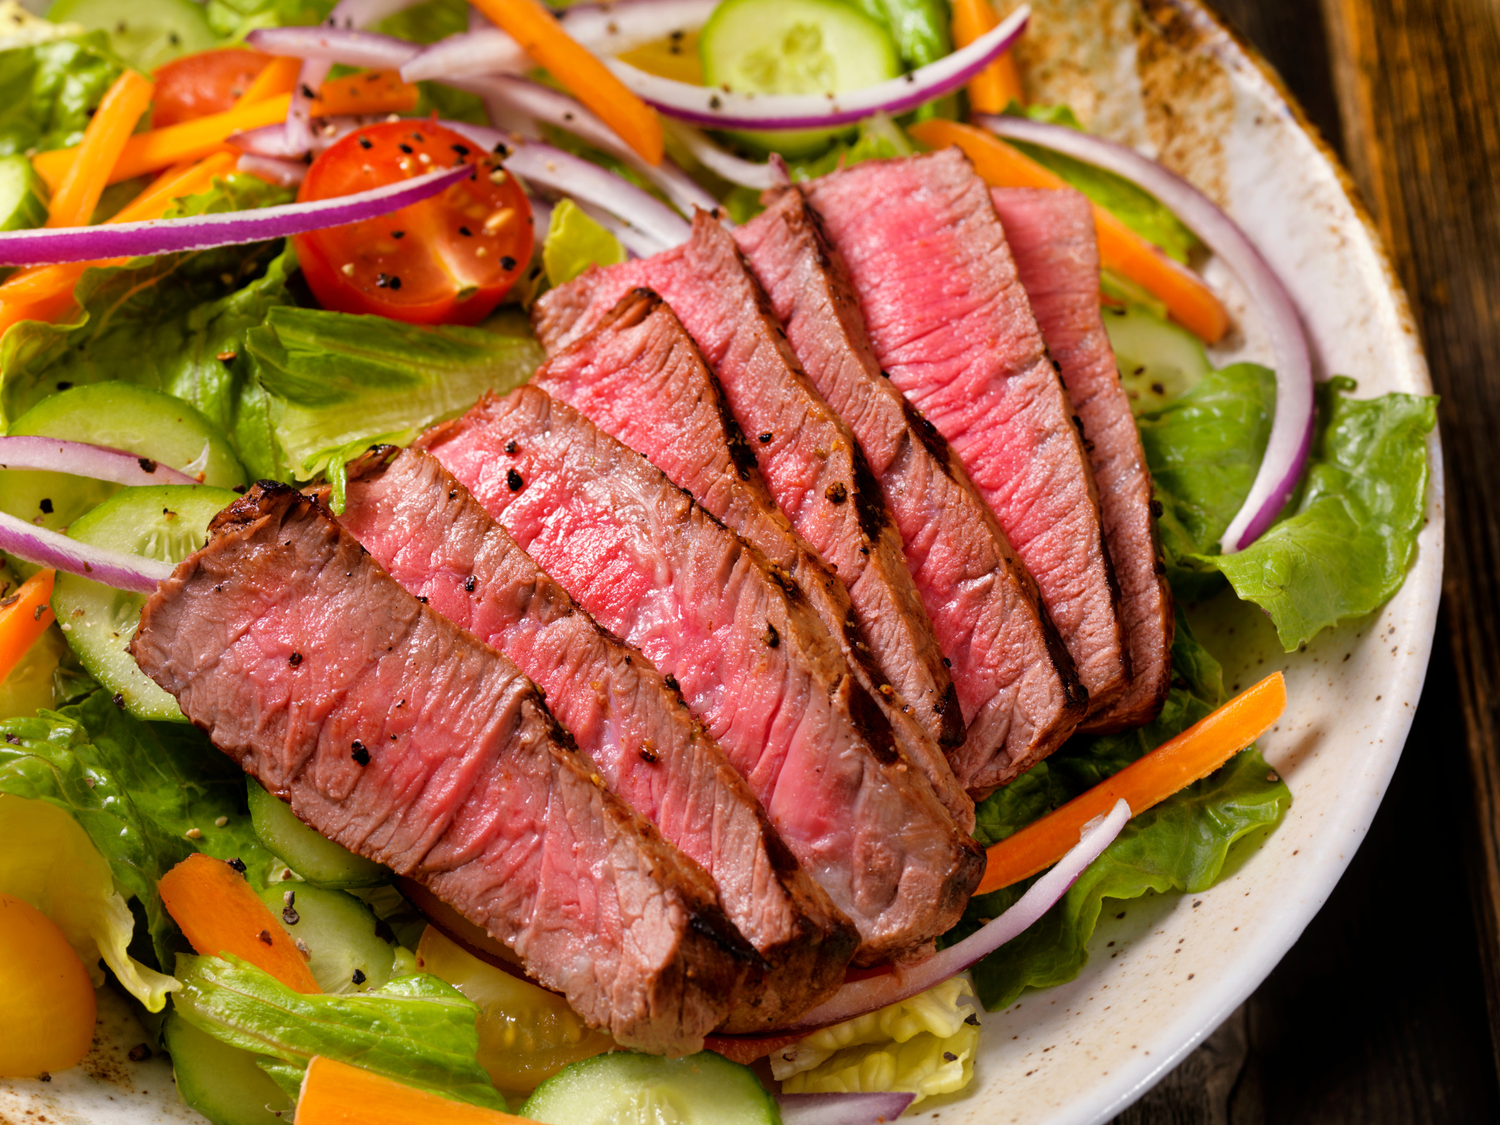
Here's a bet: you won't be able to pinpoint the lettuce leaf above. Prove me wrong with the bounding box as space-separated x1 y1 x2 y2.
960 616 1291 1012
1196 376 1437 650
204 0 336 41
0 689 272 975
173 954 509 1111
543 199 626 288
0 31 124 156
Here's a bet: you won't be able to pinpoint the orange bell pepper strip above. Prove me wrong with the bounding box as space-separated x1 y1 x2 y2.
908 118 1231 343
311 70 421 117
951 0 1024 113
977 672 1287 895
0 570 56 685
157 852 321 994
295 1056 539 1125
469 0 663 165
239 55 303 106
46 70 156 228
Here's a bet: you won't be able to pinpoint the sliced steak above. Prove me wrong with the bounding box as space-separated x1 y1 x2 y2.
532 289 973 828
333 447 856 1030
802 149 1130 721
533 212 965 759
417 388 984 964
131 483 751 1054
736 189 1087 790
989 187 1173 731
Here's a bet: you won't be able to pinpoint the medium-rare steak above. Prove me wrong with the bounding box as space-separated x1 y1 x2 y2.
532 288 973 828
333 447 857 1030
533 211 965 759
417 388 984 964
802 149 1130 721
989 187 1174 732
131 483 752 1054
736 189 1087 790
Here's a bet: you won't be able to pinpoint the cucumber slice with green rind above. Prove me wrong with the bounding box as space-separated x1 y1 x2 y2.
163 1010 293 1125
51 485 239 721
248 779 389 890
522 1051 780 1125
0 155 49 233
47 0 216 71
256 881 397 995
1102 304 1213 415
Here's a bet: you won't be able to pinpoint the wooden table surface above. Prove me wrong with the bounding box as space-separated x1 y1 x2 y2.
1110 0 1500 1120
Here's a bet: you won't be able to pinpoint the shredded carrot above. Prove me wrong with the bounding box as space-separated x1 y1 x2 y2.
0 570 56 685
951 0 1025 113
469 0 663 165
312 70 421 117
295 1056 537 1125
976 672 1287 895
45 70 156 229
907 118 1231 343
157 852 321 994
239 55 303 106
33 93 292 192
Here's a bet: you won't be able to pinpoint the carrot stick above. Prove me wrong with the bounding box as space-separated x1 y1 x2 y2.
158 852 321 994
952 0 1024 113
33 93 293 192
0 570 56 685
239 55 303 106
312 70 421 117
976 672 1287 895
469 0 663 165
295 1056 537 1125
45 70 156 229
908 118 1231 343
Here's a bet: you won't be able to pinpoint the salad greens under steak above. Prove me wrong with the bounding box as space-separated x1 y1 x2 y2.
0 0 1436 1118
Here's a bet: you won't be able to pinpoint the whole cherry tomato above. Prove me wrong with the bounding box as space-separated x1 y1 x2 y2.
152 48 271 128
293 121 534 325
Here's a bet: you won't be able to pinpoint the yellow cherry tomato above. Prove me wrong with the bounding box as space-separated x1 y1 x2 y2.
415 925 614 1096
0 893 96 1077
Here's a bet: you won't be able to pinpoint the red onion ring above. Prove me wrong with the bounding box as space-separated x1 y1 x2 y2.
0 512 171 594
237 153 308 188
666 122 789 191
0 164 472 266
0 437 199 486
245 26 419 70
776 1093 916 1125
975 113 1315 552
603 5 1028 130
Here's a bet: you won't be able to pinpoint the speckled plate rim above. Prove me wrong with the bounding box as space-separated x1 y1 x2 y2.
0 1 1443 1122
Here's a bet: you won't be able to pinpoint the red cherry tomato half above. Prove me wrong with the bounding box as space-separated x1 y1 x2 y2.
152 49 271 128
293 121 534 326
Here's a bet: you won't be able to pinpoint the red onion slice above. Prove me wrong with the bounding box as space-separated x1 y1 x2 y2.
667 122 789 191
400 0 720 84
774 799 1130 1033
245 26 419 69
0 437 198 486
776 1092 916 1125
237 153 308 188
0 512 171 594
975 113 1314 552
0 164 472 266
604 5 1028 130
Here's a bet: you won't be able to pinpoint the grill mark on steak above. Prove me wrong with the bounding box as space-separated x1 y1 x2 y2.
531 288 973 828
417 388 984 964
989 187 1174 732
738 188 1086 790
533 213 961 759
130 482 752 1054
803 149 1130 726
329 448 856 1030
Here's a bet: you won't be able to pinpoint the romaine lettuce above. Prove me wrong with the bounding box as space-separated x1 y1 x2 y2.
0 31 124 156
542 199 627 288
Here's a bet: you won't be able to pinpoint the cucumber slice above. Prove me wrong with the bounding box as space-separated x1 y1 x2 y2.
1102 303 1213 415
256 882 397 995
522 1051 779 1125
51 485 239 721
699 0 901 156
1 382 246 540
46 0 216 71
163 1010 293 1125
248 780 388 889
0 155 49 233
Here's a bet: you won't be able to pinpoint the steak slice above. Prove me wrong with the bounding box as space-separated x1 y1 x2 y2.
417 388 984 964
532 289 973 828
802 149 1130 721
533 212 965 759
989 187 1174 732
131 483 752 1054
333 447 856 1030
736 189 1087 790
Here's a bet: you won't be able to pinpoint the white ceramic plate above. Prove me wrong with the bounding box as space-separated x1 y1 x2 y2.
0 0 1442 1121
